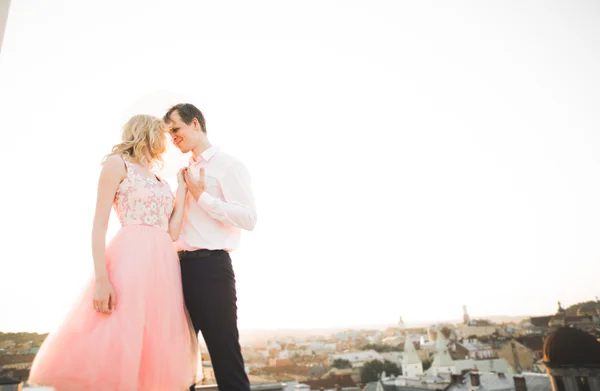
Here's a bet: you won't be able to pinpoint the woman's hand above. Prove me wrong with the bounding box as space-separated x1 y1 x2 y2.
93 278 116 314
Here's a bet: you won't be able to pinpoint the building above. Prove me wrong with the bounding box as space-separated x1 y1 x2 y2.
363 372 449 391
300 373 360 390
542 326 600 391
444 371 551 391
452 358 513 374
401 336 423 378
496 340 536 372
427 331 455 375
463 306 471 325
528 316 553 334
458 321 499 338
328 350 384 368
425 328 514 376
272 359 293 367
548 316 595 331
449 339 497 360
295 342 338 354
380 352 403 366
516 335 546 361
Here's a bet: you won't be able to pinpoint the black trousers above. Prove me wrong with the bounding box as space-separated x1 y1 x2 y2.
179 249 250 391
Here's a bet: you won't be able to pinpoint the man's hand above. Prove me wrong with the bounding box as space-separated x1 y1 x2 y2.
184 167 205 201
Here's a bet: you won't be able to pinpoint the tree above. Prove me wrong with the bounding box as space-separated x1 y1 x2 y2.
331 358 353 369
361 344 401 353
360 360 401 383
360 360 384 384
439 327 452 339
383 360 402 376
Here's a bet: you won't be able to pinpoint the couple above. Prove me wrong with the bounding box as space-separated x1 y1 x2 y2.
28 103 256 391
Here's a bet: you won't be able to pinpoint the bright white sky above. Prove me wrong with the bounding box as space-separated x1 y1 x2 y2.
0 0 599 333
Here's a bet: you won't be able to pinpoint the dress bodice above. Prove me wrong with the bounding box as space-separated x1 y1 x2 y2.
113 158 174 231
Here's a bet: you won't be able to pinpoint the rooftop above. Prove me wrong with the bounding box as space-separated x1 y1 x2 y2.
543 326 600 367
446 372 550 391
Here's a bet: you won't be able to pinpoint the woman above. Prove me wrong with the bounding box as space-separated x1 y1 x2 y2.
28 114 198 391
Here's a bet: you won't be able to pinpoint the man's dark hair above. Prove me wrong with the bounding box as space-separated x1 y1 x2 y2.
163 103 207 133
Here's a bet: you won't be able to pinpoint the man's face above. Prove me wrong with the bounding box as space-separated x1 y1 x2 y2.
166 111 198 153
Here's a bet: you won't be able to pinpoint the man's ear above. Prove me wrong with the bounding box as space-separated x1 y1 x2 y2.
192 117 200 131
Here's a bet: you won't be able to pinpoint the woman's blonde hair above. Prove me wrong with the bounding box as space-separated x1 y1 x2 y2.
104 114 166 166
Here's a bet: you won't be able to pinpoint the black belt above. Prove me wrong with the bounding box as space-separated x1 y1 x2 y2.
178 249 227 259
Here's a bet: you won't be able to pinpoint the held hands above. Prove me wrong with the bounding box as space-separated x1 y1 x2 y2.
93 278 116 314
182 167 205 201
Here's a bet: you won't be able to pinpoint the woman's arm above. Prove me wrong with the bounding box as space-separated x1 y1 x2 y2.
91 154 126 313
168 168 188 241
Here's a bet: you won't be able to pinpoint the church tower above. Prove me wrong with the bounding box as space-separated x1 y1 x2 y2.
428 331 455 375
398 316 406 330
463 305 470 325
401 334 423 378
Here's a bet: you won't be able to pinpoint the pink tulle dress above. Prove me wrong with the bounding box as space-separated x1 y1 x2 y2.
28 157 198 391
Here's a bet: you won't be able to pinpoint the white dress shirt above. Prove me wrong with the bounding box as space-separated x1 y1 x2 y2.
175 146 257 252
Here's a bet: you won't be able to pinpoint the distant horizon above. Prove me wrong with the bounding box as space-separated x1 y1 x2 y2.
2 300 585 334
0 311 543 335
239 314 533 332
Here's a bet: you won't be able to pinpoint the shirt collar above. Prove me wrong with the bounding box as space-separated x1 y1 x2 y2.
189 145 219 165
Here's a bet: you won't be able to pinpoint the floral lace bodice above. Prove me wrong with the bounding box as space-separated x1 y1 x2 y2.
113 158 174 231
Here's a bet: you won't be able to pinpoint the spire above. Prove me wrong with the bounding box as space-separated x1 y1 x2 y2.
430 331 453 368
402 334 420 364
463 305 470 325
399 316 405 329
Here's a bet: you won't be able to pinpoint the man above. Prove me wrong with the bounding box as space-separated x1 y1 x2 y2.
163 103 257 391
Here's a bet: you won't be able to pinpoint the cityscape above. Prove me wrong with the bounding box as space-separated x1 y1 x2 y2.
2 2 600 391
2 299 599 391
